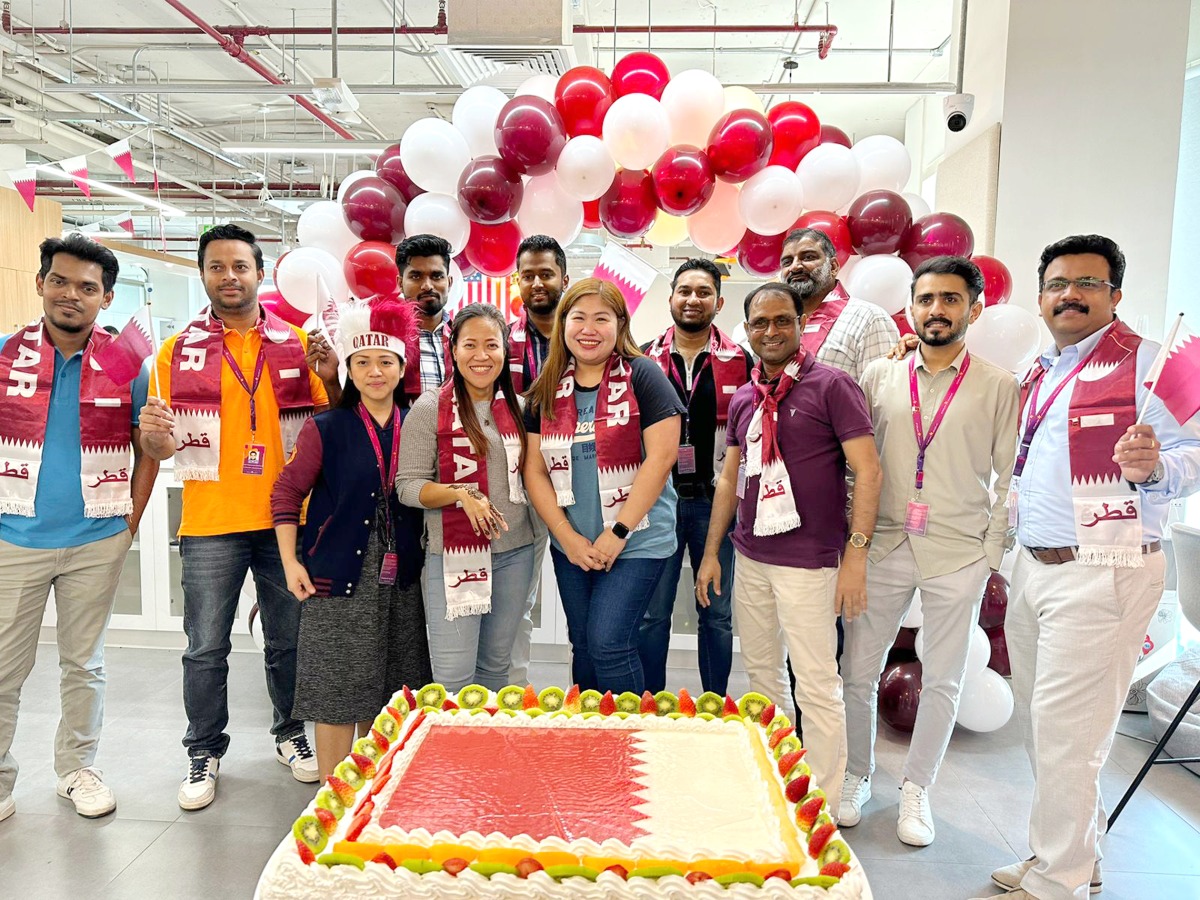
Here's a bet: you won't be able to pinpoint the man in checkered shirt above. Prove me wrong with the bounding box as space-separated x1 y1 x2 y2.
778 228 900 381
396 234 453 393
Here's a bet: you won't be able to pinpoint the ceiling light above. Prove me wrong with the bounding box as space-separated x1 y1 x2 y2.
311 78 360 114
32 165 186 217
221 141 392 155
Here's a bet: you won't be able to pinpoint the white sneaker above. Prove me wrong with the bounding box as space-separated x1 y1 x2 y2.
276 733 319 783
896 780 935 846
178 755 219 810
56 767 116 818
838 773 871 826
991 856 1103 894
0 794 14 823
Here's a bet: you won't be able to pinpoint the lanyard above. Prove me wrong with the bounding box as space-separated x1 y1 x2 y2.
909 352 971 492
1013 343 1103 479
665 346 714 444
222 344 265 436
356 403 401 545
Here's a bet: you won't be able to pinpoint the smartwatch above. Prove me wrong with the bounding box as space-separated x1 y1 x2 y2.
611 521 631 540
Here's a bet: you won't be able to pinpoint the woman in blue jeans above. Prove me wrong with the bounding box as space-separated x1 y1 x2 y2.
523 279 683 694
397 304 535 692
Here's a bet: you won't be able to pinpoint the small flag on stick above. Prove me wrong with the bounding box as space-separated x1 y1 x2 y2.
94 306 156 386
593 241 659 318
1141 313 1200 426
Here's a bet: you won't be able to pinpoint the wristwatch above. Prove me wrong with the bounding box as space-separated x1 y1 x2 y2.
611 521 631 540
1140 460 1166 487
848 532 872 549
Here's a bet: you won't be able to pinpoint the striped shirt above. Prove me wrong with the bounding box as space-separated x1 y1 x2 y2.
418 315 450 393
816 294 901 382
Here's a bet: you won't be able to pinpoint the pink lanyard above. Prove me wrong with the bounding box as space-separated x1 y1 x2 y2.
222 344 265 435
1013 344 1102 479
909 353 971 492
357 403 401 497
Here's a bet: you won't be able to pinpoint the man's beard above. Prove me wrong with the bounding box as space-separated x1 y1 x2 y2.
415 292 447 317
918 317 968 346
46 310 87 333
524 289 560 316
786 258 834 301
671 311 713 334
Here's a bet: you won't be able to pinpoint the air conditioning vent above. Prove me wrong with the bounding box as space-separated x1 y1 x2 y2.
434 45 578 89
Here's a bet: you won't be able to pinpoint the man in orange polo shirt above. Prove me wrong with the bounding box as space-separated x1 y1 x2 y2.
139 225 328 810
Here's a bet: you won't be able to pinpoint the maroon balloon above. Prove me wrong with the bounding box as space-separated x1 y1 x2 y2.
554 66 616 138
820 124 852 148
464 220 523 278
887 626 919 667
582 198 602 230
454 251 477 279
457 156 524 226
343 241 400 302
651 145 716 216
611 51 671 100
791 210 853 266
899 213 975 269
598 169 658 239
846 190 913 256
985 625 1011 677
972 254 1014 306
878 661 923 733
494 96 568 176
737 230 787 278
374 143 426 204
706 110 773 182
340 176 406 244
767 101 822 169
978 571 1009 630
893 310 916 337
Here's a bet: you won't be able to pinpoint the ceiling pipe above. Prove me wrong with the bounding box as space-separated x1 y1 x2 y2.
10 22 834 38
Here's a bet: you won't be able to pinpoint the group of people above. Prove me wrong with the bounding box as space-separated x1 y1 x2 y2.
1 220 1197 900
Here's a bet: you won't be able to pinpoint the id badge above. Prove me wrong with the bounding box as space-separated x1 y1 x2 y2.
904 500 930 536
242 443 266 476
677 444 697 475
1007 478 1020 528
379 551 398 586
736 463 747 500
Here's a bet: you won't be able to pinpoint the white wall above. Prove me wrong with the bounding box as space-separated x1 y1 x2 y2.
1166 69 1200 325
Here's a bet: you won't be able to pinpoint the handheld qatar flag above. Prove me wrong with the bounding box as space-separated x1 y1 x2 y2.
1141 313 1200 426
592 241 658 317
94 306 156 386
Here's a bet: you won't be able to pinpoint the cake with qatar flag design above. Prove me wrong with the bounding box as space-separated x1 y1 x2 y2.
256 684 872 899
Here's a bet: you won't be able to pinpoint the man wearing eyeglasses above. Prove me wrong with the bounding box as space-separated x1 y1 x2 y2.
696 281 882 816
971 235 1200 900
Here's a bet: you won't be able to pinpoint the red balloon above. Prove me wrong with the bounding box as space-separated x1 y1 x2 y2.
706 110 773 182
651 145 716 216
979 571 1009 630
464 221 522 278
878 661 923 733
374 143 426 204
582 198 602 230
893 310 915 337
258 289 283 309
820 124 852 148
453 251 477 279
554 66 616 138
972 254 1014 306
767 101 822 169
985 625 1011 677
341 176 406 244
272 294 311 328
598 169 657 239
344 241 400 302
737 230 786 278
846 190 913 256
457 156 524 225
791 210 853 267
899 213 975 269
611 51 671 100
494 96 568 176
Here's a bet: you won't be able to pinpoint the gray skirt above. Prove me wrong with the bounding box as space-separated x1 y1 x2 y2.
292 532 432 724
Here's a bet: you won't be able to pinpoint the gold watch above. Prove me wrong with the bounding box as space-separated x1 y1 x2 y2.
848 532 872 549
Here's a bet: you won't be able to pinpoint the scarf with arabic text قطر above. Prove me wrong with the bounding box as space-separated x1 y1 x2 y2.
744 349 807 536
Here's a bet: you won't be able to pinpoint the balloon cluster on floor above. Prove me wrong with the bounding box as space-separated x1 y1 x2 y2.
261 53 1042 372
879 571 1013 734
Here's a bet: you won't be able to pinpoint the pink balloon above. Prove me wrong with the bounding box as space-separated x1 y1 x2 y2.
598 169 658 239
258 289 284 310
494 96 569 176
899 212 975 269
767 101 822 169
845 190 913 256
611 51 671 100
341 176 407 244
374 143 426 204
820 124 852 148
737 230 786 278
457 155 524 225
464 221 523 278
972 255 1014 306
454 250 477 279
706 110 773 182
651 146 716 216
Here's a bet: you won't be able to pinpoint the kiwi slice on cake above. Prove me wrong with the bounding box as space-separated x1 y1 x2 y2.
578 689 604 713
737 691 771 722
351 737 381 763
292 814 329 855
457 684 489 710
653 690 679 716
487 685 519 710
792 875 839 888
333 760 365 791
316 852 365 870
314 788 345 821
773 734 803 760
615 691 642 714
819 839 851 867
765 714 792 738
372 712 400 743
416 683 447 710
537 686 566 712
695 691 724 716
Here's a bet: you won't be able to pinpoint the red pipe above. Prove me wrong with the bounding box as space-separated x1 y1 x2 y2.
160 0 355 140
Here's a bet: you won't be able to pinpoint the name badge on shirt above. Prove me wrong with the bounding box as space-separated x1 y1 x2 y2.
736 462 747 500
677 444 697 475
242 443 266 476
379 551 398 586
904 500 930 537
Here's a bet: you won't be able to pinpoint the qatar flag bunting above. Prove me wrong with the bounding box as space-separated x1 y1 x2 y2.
592 241 659 318
59 156 91 197
105 139 136 182
115 214 135 235
7 168 36 211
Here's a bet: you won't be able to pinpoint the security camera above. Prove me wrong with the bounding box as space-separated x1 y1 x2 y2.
944 93 975 133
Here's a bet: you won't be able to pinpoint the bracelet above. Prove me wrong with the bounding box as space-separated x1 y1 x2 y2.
552 520 572 534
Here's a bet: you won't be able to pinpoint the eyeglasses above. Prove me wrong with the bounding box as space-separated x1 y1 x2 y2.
746 315 801 334
1041 277 1114 295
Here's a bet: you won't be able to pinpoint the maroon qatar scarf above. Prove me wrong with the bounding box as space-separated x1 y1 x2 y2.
540 354 648 532
800 281 850 355
169 305 312 481
436 382 524 619
744 349 807 536
646 325 749 481
0 320 132 517
507 316 533 393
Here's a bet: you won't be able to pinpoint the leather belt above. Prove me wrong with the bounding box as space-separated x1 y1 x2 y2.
1025 542 1161 565
675 480 715 501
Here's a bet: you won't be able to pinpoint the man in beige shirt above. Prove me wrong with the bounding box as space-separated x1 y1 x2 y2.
840 256 1018 847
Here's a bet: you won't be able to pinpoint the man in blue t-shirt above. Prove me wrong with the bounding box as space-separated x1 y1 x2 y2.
0 235 156 823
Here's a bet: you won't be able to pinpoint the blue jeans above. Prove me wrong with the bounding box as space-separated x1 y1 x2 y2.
180 530 303 757
638 495 735 695
423 546 534 692
551 548 666 695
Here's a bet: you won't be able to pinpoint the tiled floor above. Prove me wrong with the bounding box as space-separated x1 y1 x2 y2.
3 646 1198 899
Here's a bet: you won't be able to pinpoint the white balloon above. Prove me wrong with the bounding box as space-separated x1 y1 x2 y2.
738 165 804 236
796 143 860 212
556 135 617 202
903 192 931 219
275 247 348 314
913 623 991 675
297 200 359 261
660 69 726 148
335 170 374 204
446 260 466 313
838 254 862 284
404 192 470 254
966 305 1042 373
452 85 509 158
400 117 472 195
955 668 1015 733
722 85 765 116
852 134 912 193
845 254 912 316
602 93 670 171
687 180 745 254
515 74 558 104
517 173 584 247
901 593 924 628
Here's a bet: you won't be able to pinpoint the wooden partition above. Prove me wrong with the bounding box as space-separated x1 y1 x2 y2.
0 189 63 333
